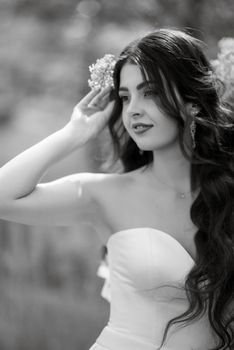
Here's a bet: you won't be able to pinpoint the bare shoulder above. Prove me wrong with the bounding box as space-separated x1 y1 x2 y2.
77 168 136 202
80 167 144 224
65 168 144 240
75 171 135 202
46 172 128 231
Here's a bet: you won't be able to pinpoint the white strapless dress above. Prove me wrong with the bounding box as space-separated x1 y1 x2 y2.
90 228 218 350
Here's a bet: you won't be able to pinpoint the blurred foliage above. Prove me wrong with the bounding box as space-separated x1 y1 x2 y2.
0 281 108 350
0 0 233 349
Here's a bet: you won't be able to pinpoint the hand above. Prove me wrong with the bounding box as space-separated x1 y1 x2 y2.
65 86 115 145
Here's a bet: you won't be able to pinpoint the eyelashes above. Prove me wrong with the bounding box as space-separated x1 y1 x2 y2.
118 90 158 102
119 95 129 102
144 90 158 97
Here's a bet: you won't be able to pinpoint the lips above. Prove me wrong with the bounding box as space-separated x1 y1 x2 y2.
132 122 154 134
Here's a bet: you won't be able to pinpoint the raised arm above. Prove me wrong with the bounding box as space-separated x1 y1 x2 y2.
0 87 114 227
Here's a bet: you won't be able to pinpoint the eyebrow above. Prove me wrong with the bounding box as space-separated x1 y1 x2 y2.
119 81 155 92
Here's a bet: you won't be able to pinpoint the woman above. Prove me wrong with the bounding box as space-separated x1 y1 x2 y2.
0 28 233 350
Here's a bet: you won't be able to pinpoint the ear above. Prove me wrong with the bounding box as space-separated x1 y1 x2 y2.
185 102 201 116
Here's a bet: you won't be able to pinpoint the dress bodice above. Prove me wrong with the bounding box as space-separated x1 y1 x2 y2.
91 228 218 350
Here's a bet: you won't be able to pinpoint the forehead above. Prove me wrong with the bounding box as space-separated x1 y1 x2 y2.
119 63 146 88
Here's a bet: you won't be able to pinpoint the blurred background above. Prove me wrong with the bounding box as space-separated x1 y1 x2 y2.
0 0 233 349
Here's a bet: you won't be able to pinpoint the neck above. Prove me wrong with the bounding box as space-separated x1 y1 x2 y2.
146 142 192 193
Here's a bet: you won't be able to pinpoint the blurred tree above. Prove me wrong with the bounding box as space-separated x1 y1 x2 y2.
9 0 78 21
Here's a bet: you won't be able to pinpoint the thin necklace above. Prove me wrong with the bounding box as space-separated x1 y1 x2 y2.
154 176 192 199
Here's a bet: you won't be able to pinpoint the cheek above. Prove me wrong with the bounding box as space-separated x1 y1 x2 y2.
121 111 129 130
160 121 179 145
166 116 179 130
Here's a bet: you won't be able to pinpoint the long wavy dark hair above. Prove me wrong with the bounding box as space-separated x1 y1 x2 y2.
106 29 234 349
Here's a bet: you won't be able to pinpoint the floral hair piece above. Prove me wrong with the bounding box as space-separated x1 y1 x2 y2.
211 37 234 100
88 54 116 90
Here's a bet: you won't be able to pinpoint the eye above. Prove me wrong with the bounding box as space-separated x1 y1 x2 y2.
144 90 157 97
119 95 129 103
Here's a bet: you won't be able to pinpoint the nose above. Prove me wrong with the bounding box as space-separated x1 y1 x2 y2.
126 97 143 118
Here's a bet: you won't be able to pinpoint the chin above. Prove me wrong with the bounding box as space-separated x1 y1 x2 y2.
136 137 179 152
136 142 168 152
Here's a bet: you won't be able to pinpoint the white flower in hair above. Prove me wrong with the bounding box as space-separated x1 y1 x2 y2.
88 54 116 90
211 37 234 100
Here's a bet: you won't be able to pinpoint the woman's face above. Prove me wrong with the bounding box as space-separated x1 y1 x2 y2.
119 63 179 152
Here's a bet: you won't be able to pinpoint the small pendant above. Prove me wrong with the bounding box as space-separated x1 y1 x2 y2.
180 192 186 199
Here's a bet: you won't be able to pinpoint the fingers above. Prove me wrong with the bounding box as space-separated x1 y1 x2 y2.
79 88 101 106
79 86 113 108
89 86 112 108
90 100 115 133
102 100 115 120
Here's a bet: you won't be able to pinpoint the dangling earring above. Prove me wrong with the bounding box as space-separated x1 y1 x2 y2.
190 109 198 149
139 149 144 155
